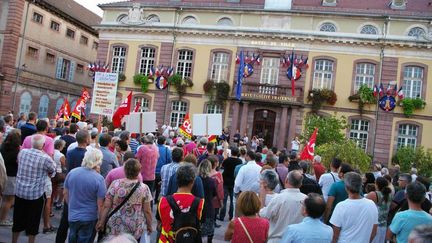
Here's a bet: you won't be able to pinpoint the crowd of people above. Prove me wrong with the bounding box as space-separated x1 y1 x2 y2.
0 111 431 243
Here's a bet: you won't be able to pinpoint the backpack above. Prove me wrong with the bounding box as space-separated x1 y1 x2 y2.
166 195 202 243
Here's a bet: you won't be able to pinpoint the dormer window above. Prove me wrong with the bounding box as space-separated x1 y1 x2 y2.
322 0 337 6
390 0 406 10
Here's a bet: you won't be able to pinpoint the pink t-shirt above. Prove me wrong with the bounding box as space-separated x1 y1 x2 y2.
105 166 143 187
185 142 197 155
22 134 54 157
136 144 159 181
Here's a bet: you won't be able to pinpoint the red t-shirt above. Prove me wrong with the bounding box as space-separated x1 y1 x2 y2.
157 193 204 243
313 163 327 181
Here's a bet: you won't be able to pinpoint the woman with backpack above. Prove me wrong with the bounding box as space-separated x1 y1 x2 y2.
366 176 393 243
224 191 269 243
198 159 217 242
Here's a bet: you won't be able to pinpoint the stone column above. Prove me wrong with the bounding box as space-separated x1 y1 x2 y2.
278 106 289 150
287 107 298 151
239 102 249 136
230 101 240 139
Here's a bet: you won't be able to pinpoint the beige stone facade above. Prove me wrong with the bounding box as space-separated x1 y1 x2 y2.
96 0 432 163
0 0 101 118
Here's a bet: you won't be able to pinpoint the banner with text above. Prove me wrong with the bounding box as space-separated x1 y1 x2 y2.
91 72 118 117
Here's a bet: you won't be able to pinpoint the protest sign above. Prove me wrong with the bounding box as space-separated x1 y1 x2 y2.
90 72 118 117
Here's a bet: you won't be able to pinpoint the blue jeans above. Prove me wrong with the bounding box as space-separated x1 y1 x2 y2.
219 186 234 220
68 220 97 243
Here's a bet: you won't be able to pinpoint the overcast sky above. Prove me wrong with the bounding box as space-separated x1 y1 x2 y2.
74 0 129 17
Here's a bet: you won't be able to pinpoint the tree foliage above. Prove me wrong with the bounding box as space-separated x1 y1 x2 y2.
300 114 348 146
316 140 372 173
392 146 432 177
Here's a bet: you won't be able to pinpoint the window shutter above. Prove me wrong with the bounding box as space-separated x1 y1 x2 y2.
55 57 63 79
69 61 75 81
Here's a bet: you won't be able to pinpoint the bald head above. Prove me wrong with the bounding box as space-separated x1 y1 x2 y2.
286 170 303 188
31 134 46 150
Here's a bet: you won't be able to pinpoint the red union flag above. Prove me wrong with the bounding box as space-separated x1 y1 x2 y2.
112 91 132 128
178 113 192 140
300 128 318 161
55 98 71 120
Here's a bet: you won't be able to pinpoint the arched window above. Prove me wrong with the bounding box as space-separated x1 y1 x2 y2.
139 47 156 76
349 119 370 151
210 52 229 83
170 101 187 128
19 92 32 115
354 63 376 91
182 16 198 25
133 97 150 112
176 49 194 79
38 95 49 118
360 25 378 35
403 66 424 98
146 14 160 23
206 104 223 114
55 98 64 113
319 22 337 32
397 124 418 148
111 46 127 73
117 14 128 22
313 59 334 89
407 27 426 38
217 17 233 26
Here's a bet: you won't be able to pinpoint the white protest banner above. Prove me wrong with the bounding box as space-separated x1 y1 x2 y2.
125 112 157 133
207 114 222 135
192 114 222 136
90 72 118 117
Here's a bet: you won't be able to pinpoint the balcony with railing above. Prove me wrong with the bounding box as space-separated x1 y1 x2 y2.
232 82 303 105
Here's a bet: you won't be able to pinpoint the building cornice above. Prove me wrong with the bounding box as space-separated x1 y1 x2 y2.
95 25 432 50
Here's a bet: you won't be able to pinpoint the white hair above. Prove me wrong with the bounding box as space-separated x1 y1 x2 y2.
31 134 46 150
381 167 389 176
81 148 103 169
314 155 321 163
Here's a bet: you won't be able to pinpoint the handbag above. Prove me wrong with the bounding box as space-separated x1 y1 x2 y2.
97 182 140 242
238 217 253 243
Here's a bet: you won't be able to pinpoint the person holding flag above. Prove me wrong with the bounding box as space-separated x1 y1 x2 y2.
300 128 318 161
178 113 192 140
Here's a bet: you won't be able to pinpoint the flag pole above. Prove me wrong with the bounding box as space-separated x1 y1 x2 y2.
371 47 384 161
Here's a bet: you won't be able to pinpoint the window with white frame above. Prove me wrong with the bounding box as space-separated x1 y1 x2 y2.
133 97 150 112
111 46 126 73
59 59 71 80
360 25 378 35
319 22 337 32
349 119 369 151
139 47 155 76
176 50 193 79
38 95 49 118
354 63 375 91
19 92 32 115
407 27 426 38
170 101 187 128
260 58 279 85
403 66 423 98
397 124 418 148
206 104 223 114
313 59 334 89
210 52 229 83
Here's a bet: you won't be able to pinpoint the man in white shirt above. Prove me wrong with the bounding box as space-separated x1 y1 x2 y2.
234 151 261 194
330 172 378 243
319 158 342 201
260 170 307 243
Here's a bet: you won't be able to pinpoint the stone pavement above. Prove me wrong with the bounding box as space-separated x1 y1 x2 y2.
0 204 231 243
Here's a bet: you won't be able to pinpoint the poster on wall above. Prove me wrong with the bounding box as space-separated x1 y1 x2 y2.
90 72 118 117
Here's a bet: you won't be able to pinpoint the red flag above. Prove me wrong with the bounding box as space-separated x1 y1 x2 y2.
55 98 71 120
300 128 318 161
71 89 91 121
133 102 141 112
178 113 192 140
208 135 217 143
112 91 132 128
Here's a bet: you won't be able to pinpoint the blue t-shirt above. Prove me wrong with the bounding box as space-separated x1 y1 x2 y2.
64 167 107 222
390 209 432 243
156 145 172 175
328 181 348 210
66 147 87 172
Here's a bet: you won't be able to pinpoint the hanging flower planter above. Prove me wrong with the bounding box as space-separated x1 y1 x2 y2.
307 89 337 112
399 98 426 117
168 74 194 98
133 74 149 93
118 73 126 82
348 85 376 114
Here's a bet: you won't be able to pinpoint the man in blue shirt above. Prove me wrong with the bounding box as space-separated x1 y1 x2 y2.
66 130 89 171
65 149 106 243
387 182 432 243
99 133 119 178
155 136 172 203
20 112 37 143
281 193 333 243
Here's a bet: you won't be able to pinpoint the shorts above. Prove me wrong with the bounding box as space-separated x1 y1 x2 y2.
45 177 52 198
12 195 45 235
3 176 16 196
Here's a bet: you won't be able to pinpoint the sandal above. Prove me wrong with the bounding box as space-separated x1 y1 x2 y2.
0 220 13 226
43 226 57 233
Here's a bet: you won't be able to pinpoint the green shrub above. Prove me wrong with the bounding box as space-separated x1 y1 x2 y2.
301 114 348 146
392 146 432 177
